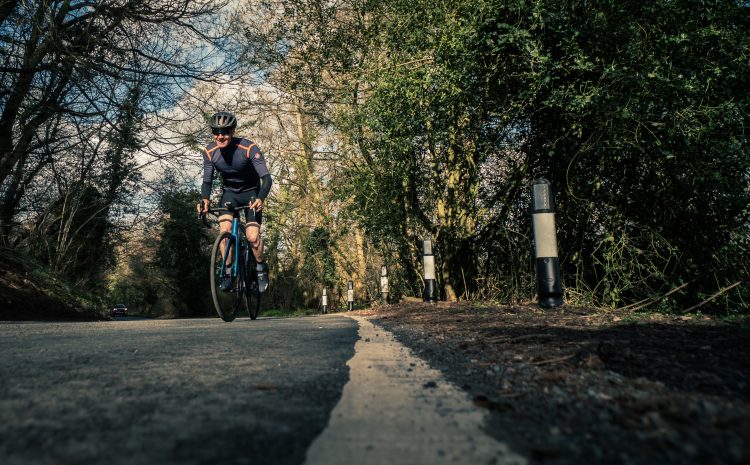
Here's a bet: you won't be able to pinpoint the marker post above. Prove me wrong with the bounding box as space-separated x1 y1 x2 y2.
531 178 564 308
423 238 438 303
347 280 354 311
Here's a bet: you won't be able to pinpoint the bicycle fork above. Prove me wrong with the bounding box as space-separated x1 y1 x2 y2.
222 219 247 292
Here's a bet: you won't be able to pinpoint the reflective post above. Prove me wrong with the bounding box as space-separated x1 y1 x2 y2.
380 265 389 304
531 178 564 308
347 280 354 311
322 288 328 314
423 238 438 302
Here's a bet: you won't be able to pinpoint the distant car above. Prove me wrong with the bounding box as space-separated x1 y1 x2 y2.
111 304 128 318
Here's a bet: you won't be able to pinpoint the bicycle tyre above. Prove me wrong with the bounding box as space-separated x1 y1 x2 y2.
210 232 248 322
247 282 261 320
245 251 262 320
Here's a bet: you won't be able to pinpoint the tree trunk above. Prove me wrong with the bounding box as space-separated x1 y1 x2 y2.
0 148 52 245
0 0 51 184
435 116 480 301
355 227 367 298
0 158 26 246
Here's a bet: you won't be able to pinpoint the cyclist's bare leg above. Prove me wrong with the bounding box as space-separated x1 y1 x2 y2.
219 214 234 265
245 223 263 263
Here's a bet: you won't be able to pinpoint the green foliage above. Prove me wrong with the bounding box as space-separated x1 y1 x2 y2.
338 0 540 299
334 0 749 310
155 189 213 317
105 243 164 317
521 0 750 309
301 226 338 289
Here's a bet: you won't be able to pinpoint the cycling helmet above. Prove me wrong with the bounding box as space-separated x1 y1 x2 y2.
209 111 237 130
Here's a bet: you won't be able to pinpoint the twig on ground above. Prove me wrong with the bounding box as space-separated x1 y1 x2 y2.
531 354 576 366
681 281 743 314
617 281 694 312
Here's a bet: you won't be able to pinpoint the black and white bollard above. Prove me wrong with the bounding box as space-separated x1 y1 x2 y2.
322 288 328 314
380 265 389 304
423 238 438 302
531 178 564 308
347 280 354 311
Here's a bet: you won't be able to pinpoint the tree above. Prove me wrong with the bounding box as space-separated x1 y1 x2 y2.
15 82 145 287
245 0 749 310
521 0 750 307
154 188 213 317
0 0 241 307
0 0 236 242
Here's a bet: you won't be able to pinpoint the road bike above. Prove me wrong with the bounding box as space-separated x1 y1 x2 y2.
200 204 261 322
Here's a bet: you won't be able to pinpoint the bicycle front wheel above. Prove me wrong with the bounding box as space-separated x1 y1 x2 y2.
210 232 248 322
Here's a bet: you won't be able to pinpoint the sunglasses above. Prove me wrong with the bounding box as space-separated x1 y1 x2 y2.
211 128 232 136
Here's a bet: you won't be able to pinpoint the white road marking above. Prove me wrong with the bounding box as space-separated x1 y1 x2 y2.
304 315 527 465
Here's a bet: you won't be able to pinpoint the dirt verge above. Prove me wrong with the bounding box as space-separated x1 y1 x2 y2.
0 249 106 321
354 301 750 465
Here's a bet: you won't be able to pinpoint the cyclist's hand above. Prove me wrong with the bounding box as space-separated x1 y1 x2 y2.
249 198 263 211
197 199 209 215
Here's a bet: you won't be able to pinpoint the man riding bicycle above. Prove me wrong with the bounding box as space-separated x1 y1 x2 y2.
197 111 272 292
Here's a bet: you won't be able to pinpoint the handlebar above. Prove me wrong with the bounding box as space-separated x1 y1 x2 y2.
198 202 256 227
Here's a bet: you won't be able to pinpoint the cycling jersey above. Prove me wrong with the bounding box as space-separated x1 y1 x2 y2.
201 137 272 199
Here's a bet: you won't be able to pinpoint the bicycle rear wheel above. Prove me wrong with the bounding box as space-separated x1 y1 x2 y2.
210 232 248 322
247 282 261 320
245 253 262 320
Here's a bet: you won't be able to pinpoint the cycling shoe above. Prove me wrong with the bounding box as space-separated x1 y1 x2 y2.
219 274 232 291
256 262 269 293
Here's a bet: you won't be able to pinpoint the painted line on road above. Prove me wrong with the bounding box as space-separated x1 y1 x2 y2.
304 315 527 465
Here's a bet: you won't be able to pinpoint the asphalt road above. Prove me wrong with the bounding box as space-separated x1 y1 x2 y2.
0 316 358 465
1 315 523 465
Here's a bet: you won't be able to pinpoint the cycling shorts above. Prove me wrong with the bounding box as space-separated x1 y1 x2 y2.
219 189 263 226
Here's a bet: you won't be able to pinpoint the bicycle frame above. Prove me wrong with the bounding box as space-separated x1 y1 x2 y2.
224 215 242 281
203 204 255 286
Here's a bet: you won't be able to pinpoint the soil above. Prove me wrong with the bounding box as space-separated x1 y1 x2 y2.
354 301 750 465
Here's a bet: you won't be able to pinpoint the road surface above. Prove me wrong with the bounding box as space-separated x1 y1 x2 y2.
0 315 524 465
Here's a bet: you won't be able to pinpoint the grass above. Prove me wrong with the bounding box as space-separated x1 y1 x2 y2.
258 307 364 318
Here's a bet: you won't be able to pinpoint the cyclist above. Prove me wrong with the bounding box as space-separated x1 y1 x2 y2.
197 111 272 292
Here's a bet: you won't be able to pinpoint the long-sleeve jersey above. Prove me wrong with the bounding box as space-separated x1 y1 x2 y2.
201 137 272 199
